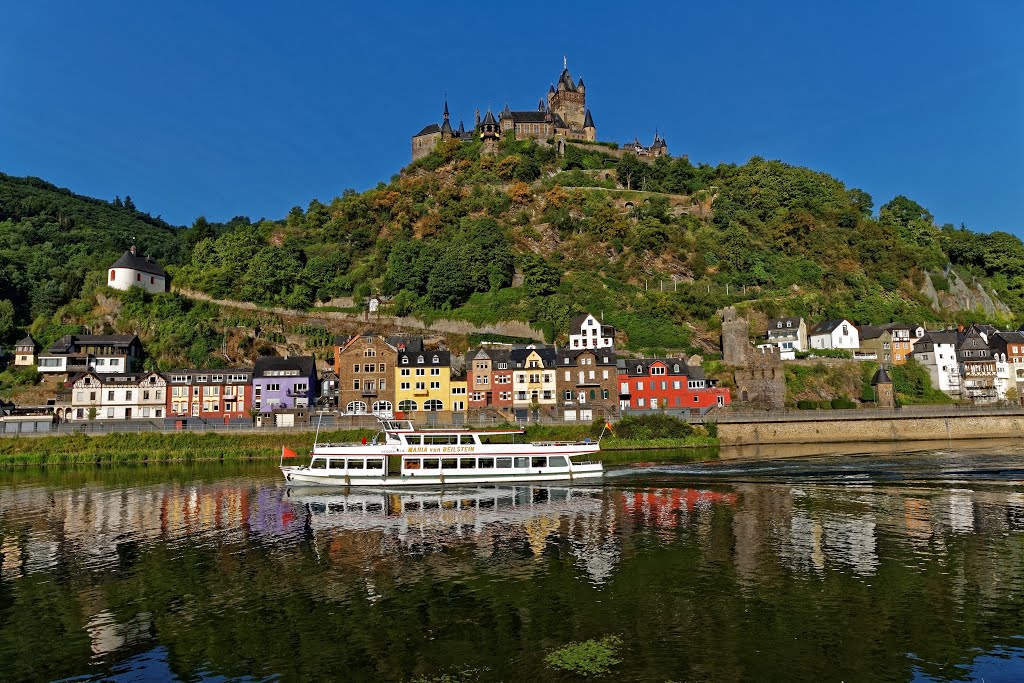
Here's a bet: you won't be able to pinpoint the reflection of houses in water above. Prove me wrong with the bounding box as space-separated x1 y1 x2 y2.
948 494 975 534
620 489 737 529
295 485 619 584
85 610 152 656
0 481 299 576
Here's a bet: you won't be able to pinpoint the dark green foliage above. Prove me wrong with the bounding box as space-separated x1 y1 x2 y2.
889 359 954 404
831 396 856 409
0 173 184 328
614 413 694 439
797 400 818 410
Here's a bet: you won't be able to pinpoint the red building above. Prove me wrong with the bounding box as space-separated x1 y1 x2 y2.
617 358 729 413
466 346 513 410
165 369 254 426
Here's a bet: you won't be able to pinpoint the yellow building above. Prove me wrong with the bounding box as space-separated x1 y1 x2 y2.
394 348 451 416
450 377 467 414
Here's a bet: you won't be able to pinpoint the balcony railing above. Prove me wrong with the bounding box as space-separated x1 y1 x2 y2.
361 388 378 397
286 389 309 398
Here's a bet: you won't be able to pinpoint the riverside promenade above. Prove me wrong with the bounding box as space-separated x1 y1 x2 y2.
711 404 1024 446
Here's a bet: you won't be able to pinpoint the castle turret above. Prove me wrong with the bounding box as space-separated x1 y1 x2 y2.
479 109 500 140
583 108 596 141
547 60 586 131
440 98 453 138
577 77 585 93
474 108 481 130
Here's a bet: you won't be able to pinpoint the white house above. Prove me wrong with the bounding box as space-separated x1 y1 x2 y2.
765 317 807 356
809 319 859 350
65 371 167 421
568 313 615 350
909 331 960 395
38 335 142 375
108 245 168 294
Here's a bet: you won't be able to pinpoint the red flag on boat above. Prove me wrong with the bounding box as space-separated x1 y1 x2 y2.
281 446 297 459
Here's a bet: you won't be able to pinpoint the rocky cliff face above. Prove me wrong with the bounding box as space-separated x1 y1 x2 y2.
922 271 1012 317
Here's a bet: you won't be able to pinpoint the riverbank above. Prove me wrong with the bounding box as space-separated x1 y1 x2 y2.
717 412 1024 446
0 427 717 467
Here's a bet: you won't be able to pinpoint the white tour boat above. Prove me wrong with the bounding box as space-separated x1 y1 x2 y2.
280 418 604 487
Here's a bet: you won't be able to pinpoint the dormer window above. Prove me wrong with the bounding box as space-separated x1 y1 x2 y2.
777 322 782 328
401 357 408 364
636 365 643 373
417 356 424 363
432 355 439 364
786 321 792 328
673 364 680 372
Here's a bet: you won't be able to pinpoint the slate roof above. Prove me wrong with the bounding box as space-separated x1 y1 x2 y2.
253 355 317 378
557 349 617 367
857 325 887 341
415 123 441 136
481 110 497 126
557 67 577 91
15 334 36 348
510 345 557 367
397 349 451 367
387 336 423 353
499 110 549 123
616 358 689 377
871 367 892 385
583 109 595 128
767 317 803 331
810 319 852 335
46 334 140 354
110 250 167 277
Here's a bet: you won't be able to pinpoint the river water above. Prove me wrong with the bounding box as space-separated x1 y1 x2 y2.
2 447 1024 682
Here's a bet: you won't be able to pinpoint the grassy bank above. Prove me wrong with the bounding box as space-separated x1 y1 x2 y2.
0 423 718 467
0 429 376 467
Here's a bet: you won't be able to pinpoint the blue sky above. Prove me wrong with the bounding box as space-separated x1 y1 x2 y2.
2 1 1022 234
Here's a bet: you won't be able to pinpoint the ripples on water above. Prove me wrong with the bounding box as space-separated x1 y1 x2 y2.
2 450 1024 681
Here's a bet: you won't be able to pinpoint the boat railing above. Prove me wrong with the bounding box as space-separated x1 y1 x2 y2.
531 440 598 447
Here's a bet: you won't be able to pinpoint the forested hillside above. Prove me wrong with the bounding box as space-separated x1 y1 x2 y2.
0 174 185 340
4 135 1024 362
170 137 1024 352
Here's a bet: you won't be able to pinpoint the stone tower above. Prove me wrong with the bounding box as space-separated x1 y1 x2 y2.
547 60 586 130
721 306 750 366
872 367 895 409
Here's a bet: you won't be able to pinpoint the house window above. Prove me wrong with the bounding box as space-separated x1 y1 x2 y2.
110 270 115 281
364 348 376 357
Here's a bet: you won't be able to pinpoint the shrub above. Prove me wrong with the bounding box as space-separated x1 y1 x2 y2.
545 635 623 677
830 396 856 409
614 413 693 440
796 400 818 410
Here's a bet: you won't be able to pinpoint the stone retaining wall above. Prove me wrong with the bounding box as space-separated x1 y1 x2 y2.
719 414 1024 446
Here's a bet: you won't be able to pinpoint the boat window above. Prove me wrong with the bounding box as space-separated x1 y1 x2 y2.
310 458 327 470
366 503 383 512
532 457 547 468
422 458 439 469
514 457 529 469
422 500 439 510
459 434 476 445
310 502 326 513
405 458 421 470
404 501 418 512
460 458 476 469
549 456 568 468
329 459 346 469
478 457 495 468
425 434 459 445
366 459 384 470
405 435 423 445
496 457 512 469
347 459 365 469
441 458 457 469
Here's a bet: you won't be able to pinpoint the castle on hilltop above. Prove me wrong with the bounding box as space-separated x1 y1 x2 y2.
413 61 659 162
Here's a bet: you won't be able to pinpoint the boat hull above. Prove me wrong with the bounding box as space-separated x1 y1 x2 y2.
281 462 604 487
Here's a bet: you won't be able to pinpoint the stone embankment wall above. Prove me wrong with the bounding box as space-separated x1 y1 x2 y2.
172 287 545 341
719 414 1024 446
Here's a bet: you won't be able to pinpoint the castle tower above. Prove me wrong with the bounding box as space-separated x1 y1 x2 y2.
479 109 500 140
721 306 750 367
583 109 596 142
546 59 586 130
